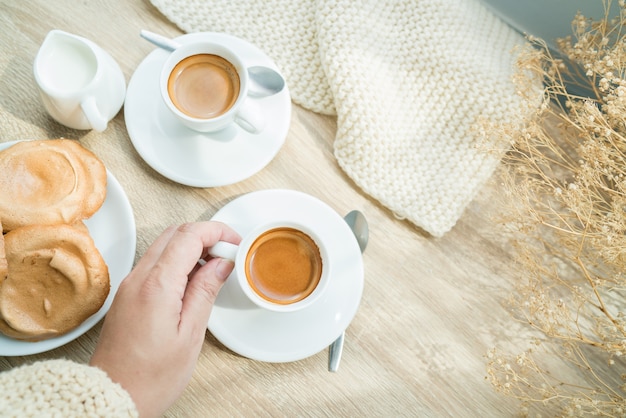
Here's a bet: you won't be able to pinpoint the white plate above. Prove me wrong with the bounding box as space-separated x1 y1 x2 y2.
125 32 291 187
208 189 364 363
0 140 136 356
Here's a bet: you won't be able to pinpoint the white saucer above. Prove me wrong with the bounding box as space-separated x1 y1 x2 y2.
124 32 291 187
0 140 136 356
208 189 364 363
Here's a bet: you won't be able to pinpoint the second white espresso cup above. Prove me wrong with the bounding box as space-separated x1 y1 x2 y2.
209 221 330 312
160 41 265 134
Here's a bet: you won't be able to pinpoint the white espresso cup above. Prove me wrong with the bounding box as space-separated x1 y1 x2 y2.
33 30 126 132
209 221 330 312
160 41 265 134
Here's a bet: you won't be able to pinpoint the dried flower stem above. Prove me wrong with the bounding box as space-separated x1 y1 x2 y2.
486 1 626 415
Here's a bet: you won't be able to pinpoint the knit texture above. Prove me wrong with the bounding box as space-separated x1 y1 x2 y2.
150 0 527 236
0 359 138 417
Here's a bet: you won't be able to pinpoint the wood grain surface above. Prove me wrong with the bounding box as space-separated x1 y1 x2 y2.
0 1 566 416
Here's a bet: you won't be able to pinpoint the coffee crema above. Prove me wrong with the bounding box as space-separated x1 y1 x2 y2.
245 227 323 305
167 54 240 119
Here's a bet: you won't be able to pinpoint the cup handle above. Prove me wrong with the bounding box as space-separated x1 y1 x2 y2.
234 99 266 134
208 241 238 261
81 96 107 132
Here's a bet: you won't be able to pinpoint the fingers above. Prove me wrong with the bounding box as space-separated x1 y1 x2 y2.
130 225 179 277
170 223 238 338
180 257 235 338
156 222 240 279
119 221 240 338
127 222 241 287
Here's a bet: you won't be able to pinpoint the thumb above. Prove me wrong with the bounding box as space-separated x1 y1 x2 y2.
180 258 234 336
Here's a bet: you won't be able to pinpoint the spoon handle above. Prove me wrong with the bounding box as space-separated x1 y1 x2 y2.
328 331 345 372
140 29 179 52
328 210 368 372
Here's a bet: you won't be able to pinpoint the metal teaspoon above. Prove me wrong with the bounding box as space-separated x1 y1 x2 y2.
328 210 369 372
139 29 285 98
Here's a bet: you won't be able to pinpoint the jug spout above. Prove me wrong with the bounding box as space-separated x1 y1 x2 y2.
42 29 82 45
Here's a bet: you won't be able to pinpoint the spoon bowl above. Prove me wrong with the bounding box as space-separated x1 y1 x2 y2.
344 210 369 253
247 66 285 97
140 29 285 98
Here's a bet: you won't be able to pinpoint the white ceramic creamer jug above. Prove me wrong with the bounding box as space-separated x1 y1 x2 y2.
33 30 126 132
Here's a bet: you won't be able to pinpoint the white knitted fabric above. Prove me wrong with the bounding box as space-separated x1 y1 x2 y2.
0 359 138 417
150 0 526 236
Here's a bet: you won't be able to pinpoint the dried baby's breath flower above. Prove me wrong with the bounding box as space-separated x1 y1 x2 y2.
485 1 626 415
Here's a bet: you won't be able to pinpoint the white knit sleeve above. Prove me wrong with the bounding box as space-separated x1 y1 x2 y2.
0 359 138 417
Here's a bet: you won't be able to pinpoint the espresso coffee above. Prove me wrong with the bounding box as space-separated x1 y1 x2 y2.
167 54 240 119
245 227 323 305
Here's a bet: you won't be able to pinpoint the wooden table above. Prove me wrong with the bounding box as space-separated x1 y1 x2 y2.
0 1 555 416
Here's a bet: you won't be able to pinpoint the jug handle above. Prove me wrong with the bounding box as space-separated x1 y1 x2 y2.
81 97 107 132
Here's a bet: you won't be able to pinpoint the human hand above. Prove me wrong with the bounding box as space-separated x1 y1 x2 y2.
90 222 240 417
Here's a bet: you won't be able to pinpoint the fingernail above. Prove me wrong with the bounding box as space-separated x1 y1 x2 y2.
215 259 235 281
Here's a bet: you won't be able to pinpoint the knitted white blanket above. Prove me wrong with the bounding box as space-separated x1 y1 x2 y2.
150 0 526 237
